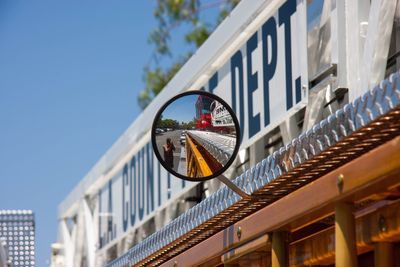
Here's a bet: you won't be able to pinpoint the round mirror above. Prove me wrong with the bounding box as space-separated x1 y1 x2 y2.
151 91 241 181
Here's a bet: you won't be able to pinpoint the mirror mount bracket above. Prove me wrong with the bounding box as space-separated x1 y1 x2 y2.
217 175 251 199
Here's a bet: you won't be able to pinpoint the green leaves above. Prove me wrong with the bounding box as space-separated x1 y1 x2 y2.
148 28 170 56
185 24 210 47
137 0 241 110
138 89 153 110
157 118 180 129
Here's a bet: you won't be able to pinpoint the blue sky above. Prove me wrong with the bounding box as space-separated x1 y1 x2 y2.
0 0 200 266
162 94 198 123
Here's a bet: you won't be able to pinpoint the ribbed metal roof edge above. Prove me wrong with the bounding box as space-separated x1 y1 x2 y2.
107 71 400 267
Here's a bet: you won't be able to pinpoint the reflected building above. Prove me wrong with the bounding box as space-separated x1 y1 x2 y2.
0 210 35 267
195 95 213 129
210 100 234 127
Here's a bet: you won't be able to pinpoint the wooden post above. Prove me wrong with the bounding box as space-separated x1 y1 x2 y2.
271 231 287 267
335 202 357 267
374 242 394 267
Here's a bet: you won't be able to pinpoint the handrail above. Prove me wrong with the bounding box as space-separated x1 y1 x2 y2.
186 134 213 177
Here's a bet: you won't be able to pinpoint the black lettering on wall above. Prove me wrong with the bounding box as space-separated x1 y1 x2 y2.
262 17 277 127
231 50 245 140
247 32 261 138
279 0 297 110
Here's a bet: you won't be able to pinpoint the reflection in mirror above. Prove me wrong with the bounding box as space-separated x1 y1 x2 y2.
153 92 239 180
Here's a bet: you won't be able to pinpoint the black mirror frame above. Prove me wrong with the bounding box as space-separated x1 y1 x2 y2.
151 90 241 182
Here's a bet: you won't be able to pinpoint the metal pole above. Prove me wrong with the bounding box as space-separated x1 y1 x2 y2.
271 231 287 267
374 242 394 267
335 202 357 267
217 175 250 199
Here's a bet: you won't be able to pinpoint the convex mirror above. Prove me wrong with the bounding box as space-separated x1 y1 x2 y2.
151 91 241 181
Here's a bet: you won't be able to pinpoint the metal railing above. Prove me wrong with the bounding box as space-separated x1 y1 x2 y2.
188 130 236 166
186 134 213 177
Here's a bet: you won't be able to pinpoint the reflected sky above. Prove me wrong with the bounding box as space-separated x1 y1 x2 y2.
162 94 198 123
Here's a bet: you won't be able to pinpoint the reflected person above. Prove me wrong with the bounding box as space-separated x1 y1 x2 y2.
163 138 175 169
